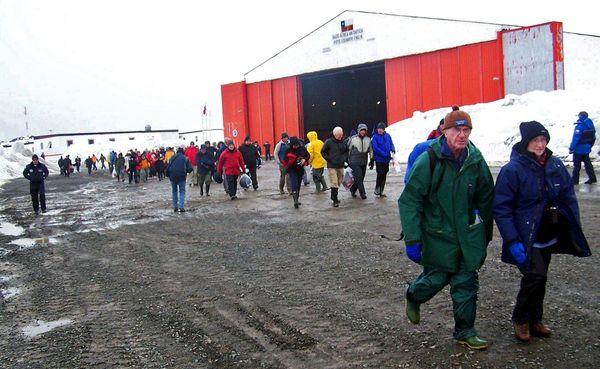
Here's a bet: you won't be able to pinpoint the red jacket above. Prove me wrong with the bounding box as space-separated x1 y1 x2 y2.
427 129 442 140
217 148 245 176
282 150 309 174
184 146 199 166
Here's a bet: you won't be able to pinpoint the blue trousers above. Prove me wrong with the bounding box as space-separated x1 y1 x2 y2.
287 170 303 192
170 179 186 209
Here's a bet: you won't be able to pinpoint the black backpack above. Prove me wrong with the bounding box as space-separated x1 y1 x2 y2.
580 129 596 145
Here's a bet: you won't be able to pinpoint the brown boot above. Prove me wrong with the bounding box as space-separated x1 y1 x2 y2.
513 322 530 342
530 321 552 337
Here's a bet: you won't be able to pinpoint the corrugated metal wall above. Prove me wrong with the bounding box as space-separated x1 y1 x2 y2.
242 77 302 149
502 22 562 95
247 81 273 147
551 22 564 90
385 39 504 124
221 77 302 150
220 81 248 146
272 77 302 143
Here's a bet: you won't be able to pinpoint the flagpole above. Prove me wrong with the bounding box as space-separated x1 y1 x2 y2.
202 103 207 142
24 106 29 136
203 104 207 139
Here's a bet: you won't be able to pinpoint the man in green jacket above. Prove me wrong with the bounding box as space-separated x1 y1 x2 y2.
398 106 494 350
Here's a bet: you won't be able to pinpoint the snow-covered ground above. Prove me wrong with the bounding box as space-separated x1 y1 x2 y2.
386 89 600 165
2 88 599 188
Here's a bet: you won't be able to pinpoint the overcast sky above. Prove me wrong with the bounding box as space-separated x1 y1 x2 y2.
1 0 597 141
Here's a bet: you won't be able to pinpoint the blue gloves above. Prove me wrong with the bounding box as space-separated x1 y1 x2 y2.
406 244 422 264
510 242 527 264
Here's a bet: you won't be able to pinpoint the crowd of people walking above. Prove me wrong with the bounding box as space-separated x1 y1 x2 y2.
23 108 595 351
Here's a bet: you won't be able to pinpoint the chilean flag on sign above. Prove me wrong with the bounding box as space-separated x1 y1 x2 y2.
341 19 353 32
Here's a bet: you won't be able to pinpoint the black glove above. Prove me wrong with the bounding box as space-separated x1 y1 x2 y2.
368 158 374 170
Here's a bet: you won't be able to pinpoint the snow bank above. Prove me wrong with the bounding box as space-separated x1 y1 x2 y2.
0 143 60 188
386 88 600 164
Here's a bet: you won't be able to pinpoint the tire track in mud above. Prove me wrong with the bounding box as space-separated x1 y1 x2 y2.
140 213 410 368
3 205 442 368
39 229 286 368
47 216 325 368
90 229 320 368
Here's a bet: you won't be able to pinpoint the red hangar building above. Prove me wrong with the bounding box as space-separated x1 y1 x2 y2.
221 10 600 146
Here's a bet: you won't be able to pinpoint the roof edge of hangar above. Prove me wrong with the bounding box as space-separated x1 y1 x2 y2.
243 10 519 84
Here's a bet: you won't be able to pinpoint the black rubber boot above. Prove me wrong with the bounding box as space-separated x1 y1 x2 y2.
293 191 300 208
205 183 210 196
331 188 339 207
380 178 387 197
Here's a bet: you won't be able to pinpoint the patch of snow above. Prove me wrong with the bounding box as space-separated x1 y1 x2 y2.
0 219 25 236
1 286 20 299
22 319 73 338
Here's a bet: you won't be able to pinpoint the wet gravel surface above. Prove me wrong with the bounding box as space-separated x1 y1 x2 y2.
1 162 599 368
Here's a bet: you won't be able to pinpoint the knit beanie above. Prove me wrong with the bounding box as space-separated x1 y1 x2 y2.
377 122 386 130
357 123 368 131
442 106 472 130
519 121 550 146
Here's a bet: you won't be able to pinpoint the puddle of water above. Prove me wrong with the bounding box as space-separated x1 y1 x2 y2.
0 221 25 236
22 319 73 337
1 286 20 299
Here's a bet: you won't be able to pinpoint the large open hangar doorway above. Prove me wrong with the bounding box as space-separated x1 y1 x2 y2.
300 61 387 140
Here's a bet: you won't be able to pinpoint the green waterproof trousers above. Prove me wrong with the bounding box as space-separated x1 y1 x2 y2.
407 260 479 340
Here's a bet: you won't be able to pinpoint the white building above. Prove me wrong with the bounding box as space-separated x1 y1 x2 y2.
33 128 180 164
179 128 225 147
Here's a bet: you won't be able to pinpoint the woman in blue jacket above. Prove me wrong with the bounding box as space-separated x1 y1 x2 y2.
493 121 591 343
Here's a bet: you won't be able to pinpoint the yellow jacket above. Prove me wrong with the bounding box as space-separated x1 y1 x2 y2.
164 149 175 164
306 131 326 169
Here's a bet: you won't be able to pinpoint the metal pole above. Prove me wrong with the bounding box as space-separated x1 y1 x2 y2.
24 106 29 136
